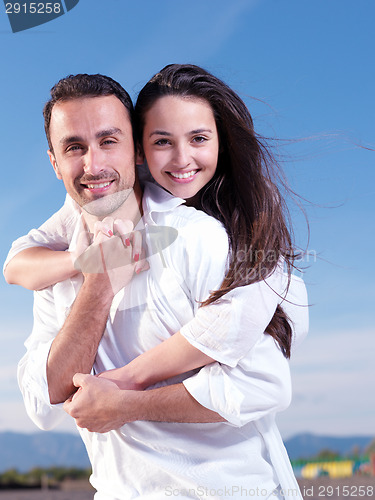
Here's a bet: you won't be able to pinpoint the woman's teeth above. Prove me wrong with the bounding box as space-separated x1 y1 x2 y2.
169 171 196 179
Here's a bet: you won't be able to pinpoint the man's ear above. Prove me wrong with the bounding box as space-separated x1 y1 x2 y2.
135 144 145 165
48 150 62 180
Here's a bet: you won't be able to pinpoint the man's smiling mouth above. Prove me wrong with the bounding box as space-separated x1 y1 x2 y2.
84 181 113 189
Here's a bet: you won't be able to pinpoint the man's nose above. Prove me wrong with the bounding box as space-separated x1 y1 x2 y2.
83 147 104 175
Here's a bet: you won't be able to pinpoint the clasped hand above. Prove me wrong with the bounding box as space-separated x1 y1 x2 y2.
73 217 149 295
63 373 137 433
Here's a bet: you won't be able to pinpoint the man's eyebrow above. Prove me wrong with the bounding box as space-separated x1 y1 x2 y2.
59 128 124 147
60 135 82 146
96 128 124 139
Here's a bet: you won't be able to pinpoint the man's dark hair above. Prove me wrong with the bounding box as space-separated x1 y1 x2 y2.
43 73 134 153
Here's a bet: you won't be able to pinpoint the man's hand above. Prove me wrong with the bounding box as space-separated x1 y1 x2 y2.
64 373 225 432
63 373 134 433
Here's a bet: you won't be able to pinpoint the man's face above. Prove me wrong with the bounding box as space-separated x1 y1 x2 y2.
48 96 135 216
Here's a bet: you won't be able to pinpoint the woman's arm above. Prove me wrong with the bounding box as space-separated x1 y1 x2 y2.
98 269 308 392
4 247 78 290
98 332 215 390
98 279 279 390
98 275 282 391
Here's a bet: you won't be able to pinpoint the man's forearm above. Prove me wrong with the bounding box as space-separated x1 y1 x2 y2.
47 274 114 404
64 376 225 432
126 383 224 423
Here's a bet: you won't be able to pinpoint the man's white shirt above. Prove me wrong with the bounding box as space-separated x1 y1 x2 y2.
11 182 308 499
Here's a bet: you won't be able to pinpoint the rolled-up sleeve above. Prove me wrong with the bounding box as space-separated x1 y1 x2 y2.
180 274 282 367
180 266 309 366
183 333 292 427
3 195 77 273
17 288 67 430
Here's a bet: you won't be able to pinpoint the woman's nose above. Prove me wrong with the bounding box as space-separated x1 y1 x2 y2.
172 144 190 168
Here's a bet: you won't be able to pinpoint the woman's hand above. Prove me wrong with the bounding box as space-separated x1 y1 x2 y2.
73 217 149 295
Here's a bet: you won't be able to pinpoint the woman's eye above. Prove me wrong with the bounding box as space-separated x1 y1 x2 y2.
193 136 207 144
155 138 170 146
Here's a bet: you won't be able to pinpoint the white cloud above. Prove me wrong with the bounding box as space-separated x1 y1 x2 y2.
0 365 18 381
0 399 78 435
278 328 375 438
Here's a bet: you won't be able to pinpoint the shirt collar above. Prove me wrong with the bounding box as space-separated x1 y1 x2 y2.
68 181 183 250
142 181 185 224
64 193 79 210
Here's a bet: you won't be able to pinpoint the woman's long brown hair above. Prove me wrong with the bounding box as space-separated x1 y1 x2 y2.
135 64 300 358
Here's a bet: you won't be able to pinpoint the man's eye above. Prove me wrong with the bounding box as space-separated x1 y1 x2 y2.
66 145 82 152
102 139 116 145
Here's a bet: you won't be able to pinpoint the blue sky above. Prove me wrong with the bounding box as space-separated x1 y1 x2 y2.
0 0 374 439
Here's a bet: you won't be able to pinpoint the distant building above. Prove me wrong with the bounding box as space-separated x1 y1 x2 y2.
292 455 374 479
301 460 353 479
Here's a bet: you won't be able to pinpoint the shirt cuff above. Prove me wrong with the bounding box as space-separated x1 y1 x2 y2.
183 364 244 427
18 339 66 430
183 335 292 428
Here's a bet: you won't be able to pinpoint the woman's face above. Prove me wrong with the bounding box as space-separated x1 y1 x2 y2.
140 95 219 201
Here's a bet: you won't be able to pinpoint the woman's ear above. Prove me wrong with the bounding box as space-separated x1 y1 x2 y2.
135 144 145 165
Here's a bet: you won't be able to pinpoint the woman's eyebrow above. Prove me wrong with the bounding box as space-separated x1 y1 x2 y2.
190 128 213 134
149 128 213 138
149 130 171 138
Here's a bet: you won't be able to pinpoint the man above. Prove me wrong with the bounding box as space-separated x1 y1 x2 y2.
13 74 303 499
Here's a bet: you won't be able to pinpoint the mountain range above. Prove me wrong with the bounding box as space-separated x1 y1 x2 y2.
0 431 90 472
0 431 373 472
285 432 373 460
